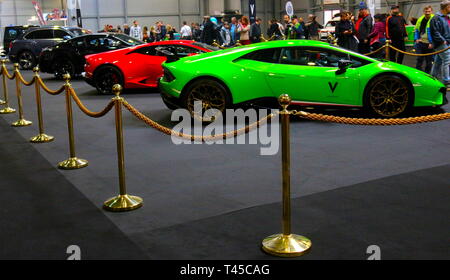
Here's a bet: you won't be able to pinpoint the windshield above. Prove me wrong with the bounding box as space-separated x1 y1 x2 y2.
114 34 144 46
68 28 90 36
192 42 220 51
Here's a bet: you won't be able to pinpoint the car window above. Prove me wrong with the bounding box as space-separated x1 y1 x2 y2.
172 45 204 57
129 46 158 56
86 37 119 49
240 48 282 63
71 37 86 48
25 30 53 39
6 29 19 40
54 30 72 39
279 47 367 68
114 34 144 46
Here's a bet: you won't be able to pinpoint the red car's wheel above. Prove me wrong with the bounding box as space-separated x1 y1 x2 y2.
94 66 124 95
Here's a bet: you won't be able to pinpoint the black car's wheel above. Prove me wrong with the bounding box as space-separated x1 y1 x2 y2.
364 75 412 118
53 59 75 79
94 66 124 95
183 79 230 122
18 51 36 70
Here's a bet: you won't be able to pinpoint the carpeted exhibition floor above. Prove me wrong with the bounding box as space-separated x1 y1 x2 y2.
0 57 449 260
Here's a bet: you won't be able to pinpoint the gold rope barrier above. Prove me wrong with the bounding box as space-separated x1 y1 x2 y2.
0 59 16 114
37 77 66 95
292 110 450 125
122 100 276 142
57 74 89 170
262 94 311 257
11 63 32 127
69 87 115 118
103 84 143 212
30 67 54 143
363 45 385 56
389 43 450 57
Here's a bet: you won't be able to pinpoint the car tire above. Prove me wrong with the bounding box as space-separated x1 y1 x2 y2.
183 78 231 122
364 75 413 118
162 99 178 110
94 66 124 95
18 50 36 70
53 58 75 79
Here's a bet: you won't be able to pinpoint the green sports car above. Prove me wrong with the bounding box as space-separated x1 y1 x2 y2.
159 40 446 118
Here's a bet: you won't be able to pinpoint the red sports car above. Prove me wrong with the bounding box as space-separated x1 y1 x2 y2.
84 40 218 94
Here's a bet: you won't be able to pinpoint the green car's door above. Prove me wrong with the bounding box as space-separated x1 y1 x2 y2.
265 46 362 107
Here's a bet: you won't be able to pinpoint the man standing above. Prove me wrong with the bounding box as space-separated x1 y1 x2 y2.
355 2 373 54
283 14 291 38
414 6 434 73
230 17 239 45
250 17 262 43
430 1 450 85
287 15 304 39
129 20 142 40
180 21 192 40
123 24 130 35
305 14 323 41
386 5 408 63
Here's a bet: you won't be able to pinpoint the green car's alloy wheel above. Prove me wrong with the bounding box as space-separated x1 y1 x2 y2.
54 59 75 79
367 75 411 118
95 66 123 95
18 51 36 70
185 79 229 122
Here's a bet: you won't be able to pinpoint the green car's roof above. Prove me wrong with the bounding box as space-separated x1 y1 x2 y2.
179 40 379 63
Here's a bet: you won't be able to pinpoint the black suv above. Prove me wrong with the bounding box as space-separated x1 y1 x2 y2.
2 25 39 56
8 26 88 69
39 33 143 78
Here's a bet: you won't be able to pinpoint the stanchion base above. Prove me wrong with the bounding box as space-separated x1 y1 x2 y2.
30 133 54 143
57 157 88 170
103 194 143 212
0 107 16 114
0 99 5 105
262 234 312 257
11 119 32 127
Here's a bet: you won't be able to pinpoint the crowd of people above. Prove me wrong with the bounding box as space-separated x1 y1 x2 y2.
334 2 450 86
96 1 450 86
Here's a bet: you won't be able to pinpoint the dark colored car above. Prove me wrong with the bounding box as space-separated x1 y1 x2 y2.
2 25 39 56
39 33 143 79
8 26 89 69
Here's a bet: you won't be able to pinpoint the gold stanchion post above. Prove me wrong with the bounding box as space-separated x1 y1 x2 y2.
103 84 143 212
385 40 390 61
30 67 54 143
262 94 311 257
57 74 88 170
11 63 32 127
0 59 16 113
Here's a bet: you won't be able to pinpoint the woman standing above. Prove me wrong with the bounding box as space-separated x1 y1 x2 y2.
142 26 150 42
149 26 157 42
335 12 358 51
237 16 251 45
367 14 386 58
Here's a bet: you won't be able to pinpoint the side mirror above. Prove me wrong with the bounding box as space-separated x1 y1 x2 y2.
336 59 353 75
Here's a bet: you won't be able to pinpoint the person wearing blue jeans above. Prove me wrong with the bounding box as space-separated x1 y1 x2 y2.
430 1 450 85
